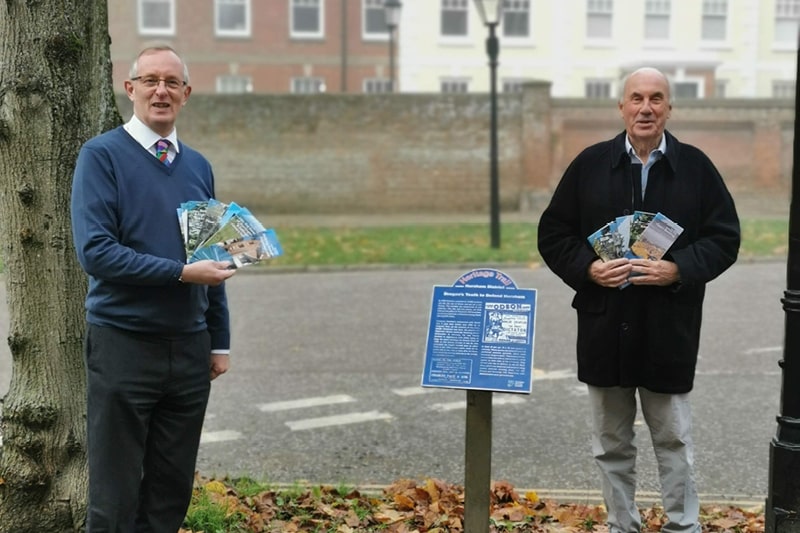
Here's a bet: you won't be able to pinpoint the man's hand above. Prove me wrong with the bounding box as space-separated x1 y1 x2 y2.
627 258 680 286
180 260 236 286
210 354 229 381
588 258 633 288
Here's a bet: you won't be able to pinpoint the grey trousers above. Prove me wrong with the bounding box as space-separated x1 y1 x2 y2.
588 386 700 533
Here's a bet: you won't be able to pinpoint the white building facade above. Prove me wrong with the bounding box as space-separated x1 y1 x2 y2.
397 0 799 98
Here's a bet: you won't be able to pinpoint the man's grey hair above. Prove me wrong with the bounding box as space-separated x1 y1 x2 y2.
618 67 673 105
128 43 190 83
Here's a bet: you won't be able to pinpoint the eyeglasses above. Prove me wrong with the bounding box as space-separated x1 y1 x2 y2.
130 76 187 90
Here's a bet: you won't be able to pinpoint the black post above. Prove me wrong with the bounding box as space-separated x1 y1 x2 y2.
486 23 500 249
766 36 800 533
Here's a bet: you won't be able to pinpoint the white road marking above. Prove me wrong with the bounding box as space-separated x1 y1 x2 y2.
428 394 527 412
533 368 576 381
392 386 444 396
744 346 782 355
257 394 356 413
200 430 242 444
286 411 394 431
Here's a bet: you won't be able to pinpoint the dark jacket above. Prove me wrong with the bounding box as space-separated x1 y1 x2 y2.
537 130 740 393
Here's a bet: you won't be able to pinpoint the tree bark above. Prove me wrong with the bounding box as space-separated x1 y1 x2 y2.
0 1 121 530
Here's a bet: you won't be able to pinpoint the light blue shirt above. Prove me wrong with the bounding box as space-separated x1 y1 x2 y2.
626 134 667 200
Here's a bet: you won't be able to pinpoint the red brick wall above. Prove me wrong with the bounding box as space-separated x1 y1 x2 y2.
114 85 794 214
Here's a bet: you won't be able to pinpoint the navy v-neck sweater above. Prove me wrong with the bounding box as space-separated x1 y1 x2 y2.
71 126 230 350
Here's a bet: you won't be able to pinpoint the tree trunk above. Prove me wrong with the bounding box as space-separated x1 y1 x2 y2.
0 1 121 530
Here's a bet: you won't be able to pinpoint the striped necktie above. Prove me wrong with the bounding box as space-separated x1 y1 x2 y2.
155 139 171 165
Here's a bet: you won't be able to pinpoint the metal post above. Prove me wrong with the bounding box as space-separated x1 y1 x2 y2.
766 35 800 533
464 390 492 533
486 23 500 249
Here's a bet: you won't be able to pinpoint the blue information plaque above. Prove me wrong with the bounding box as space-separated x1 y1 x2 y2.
421 268 537 394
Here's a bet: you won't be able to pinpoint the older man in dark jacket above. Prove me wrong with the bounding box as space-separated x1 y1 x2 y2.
537 67 739 533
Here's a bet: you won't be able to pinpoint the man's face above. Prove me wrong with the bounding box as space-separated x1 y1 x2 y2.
618 70 672 148
124 49 191 137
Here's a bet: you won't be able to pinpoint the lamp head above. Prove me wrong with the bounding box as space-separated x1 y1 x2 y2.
473 0 502 25
384 0 402 28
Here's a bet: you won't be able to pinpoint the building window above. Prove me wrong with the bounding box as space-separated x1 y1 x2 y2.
502 0 530 38
138 0 174 36
585 79 612 98
773 80 796 98
364 78 393 93
364 0 389 37
674 81 700 99
441 79 469 93
217 75 253 93
775 0 800 45
644 0 670 40
714 79 727 98
291 77 325 94
441 0 468 37
502 79 527 92
701 0 727 41
215 0 250 37
291 0 323 38
586 0 613 39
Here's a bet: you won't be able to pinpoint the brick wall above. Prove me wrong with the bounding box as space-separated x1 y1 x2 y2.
115 85 794 214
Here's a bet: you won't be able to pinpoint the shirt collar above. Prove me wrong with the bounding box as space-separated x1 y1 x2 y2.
123 115 180 153
625 133 666 160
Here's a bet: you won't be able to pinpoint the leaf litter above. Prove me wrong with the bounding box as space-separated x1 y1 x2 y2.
180 475 765 532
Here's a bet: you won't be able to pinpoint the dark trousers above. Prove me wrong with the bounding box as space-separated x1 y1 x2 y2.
84 324 211 533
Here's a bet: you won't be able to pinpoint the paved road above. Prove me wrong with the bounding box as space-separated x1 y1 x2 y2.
0 260 787 504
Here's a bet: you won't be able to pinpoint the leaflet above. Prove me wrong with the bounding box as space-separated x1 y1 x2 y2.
177 200 283 268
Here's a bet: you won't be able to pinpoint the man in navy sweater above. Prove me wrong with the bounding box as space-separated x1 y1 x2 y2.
71 44 236 532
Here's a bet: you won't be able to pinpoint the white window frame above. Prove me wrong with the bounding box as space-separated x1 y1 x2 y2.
291 76 326 94
363 0 389 40
775 0 800 48
502 79 528 93
644 0 671 42
216 75 253 94
773 80 796 99
363 78 393 93
502 0 532 42
290 0 324 39
585 79 613 99
701 0 728 43
440 0 469 40
673 79 704 100
440 78 469 93
215 0 251 38
138 0 175 36
586 0 613 41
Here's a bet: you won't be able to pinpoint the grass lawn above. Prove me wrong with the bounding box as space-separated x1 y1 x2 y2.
262 218 788 269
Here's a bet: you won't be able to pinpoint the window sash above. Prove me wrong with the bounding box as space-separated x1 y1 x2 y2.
291 77 325 94
216 0 249 35
292 0 322 36
364 78 393 93
139 0 174 34
217 75 253 93
585 80 612 99
441 79 469 93
441 0 468 37
502 0 530 37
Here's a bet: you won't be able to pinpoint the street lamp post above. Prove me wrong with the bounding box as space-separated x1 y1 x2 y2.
474 0 502 249
384 0 402 92
766 36 800 533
